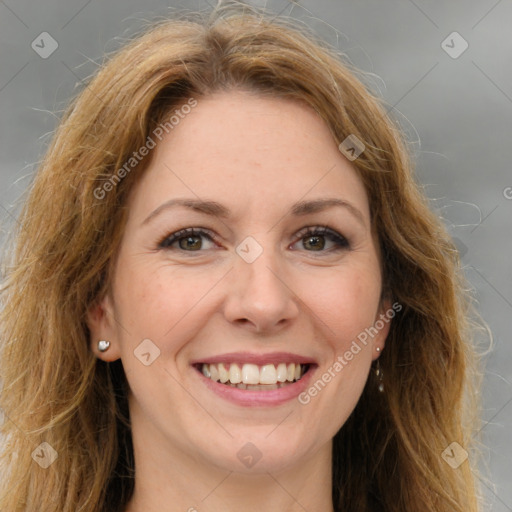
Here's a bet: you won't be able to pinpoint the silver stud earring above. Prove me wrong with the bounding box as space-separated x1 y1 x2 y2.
98 340 111 352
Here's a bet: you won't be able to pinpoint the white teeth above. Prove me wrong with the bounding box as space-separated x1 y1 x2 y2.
229 363 242 384
260 364 277 384
200 362 308 386
218 363 229 383
242 363 260 385
276 363 287 382
287 363 295 382
209 364 219 382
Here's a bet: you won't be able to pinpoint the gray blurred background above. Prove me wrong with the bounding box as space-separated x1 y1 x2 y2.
0 0 511 509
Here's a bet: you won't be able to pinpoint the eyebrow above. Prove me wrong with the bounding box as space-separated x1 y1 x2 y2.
141 197 366 227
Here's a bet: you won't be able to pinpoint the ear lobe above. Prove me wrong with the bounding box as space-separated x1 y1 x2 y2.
86 293 120 361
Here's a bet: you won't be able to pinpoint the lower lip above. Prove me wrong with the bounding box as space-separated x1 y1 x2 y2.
194 366 317 407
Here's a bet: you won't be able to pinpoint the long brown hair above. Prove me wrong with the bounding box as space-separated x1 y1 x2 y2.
0 3 486 511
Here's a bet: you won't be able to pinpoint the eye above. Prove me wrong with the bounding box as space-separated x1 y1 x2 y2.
158 228 217 252
291 226 350 252
157 225 350 254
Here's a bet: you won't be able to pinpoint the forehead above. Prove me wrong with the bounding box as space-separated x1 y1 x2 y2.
128 90 370 225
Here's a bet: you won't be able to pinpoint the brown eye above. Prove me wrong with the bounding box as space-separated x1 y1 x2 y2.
159 228 216 251
303 234 326 251
177 235 202 250
294 226 350 252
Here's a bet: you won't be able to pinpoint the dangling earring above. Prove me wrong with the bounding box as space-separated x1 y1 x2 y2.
375 347 384 393
375 359 384 393
98 340 110 352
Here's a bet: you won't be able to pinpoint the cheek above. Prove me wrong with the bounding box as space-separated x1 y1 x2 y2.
306 262 382 347
113 259 219 349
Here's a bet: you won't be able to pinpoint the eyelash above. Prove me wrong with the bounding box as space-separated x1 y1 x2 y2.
157 225 350 254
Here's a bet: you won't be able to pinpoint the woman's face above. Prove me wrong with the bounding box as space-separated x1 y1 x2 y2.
88 90 390 474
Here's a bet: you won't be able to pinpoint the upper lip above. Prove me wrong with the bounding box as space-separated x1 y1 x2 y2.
191 351 317 366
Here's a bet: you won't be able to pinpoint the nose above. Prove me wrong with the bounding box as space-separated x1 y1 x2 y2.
222 242 300 335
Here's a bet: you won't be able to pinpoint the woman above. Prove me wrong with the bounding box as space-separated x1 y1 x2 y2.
0 3 485 511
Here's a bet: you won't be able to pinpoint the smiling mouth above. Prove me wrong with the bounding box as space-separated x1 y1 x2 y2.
195 362 311 390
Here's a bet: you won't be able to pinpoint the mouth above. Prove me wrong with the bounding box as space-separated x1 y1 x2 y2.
193 362 311 390
190 352 317 406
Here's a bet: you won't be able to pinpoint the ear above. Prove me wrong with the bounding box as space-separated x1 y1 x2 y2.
86 292 122 362
371 296 394 361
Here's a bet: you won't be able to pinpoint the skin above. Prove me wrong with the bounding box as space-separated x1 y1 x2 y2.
87 90 391 512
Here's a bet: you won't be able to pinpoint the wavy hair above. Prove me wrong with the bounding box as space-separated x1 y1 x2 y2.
0 2 486 511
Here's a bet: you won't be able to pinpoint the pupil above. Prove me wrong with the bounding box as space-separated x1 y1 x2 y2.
181 236 200 250
306 235 324 250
